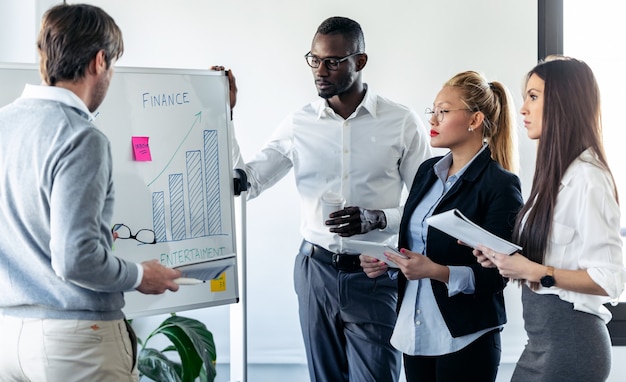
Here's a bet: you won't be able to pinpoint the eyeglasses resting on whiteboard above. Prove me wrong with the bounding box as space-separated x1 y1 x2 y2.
111 223 156 245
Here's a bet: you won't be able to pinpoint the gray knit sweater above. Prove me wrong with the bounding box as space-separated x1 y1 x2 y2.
0 85 139 320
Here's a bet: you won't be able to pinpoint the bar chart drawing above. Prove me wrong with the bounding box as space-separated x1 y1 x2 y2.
204 130 222 235
187 150 205 238
22 66 243 316
152 191 167 242
151 128 224 243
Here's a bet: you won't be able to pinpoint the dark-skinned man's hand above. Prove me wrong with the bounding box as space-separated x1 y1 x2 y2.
209 65 237 110
325 206 387 237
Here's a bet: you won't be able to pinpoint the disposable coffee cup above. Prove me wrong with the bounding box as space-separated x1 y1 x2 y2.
321 191 345 224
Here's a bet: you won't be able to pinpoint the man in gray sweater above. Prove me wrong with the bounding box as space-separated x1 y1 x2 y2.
0 4 182 381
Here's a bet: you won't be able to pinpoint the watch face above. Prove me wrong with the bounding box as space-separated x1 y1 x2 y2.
540 275 555 288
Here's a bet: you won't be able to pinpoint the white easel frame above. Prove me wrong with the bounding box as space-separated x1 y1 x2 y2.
230 184 248 382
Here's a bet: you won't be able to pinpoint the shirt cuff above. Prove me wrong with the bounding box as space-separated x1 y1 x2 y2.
381 207 402 233
447 266 475 296
387 269 399 280
132 263 143 290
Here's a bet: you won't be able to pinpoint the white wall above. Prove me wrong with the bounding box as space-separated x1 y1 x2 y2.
0 0 37 63
1 0 538 368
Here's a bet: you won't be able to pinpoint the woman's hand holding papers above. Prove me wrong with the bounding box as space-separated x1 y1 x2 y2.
473 245 498 268
474 245 541 282
361 248 453 283
360 254 388 278
386 248 450 283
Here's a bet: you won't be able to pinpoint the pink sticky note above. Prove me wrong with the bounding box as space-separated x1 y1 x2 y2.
132 136 152 161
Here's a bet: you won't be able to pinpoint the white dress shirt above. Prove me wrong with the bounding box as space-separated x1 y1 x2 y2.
530 149 625 323
233 87 432 251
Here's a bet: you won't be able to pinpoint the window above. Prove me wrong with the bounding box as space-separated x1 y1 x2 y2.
542 0 626 295
551 0 626 343
563 0 626 299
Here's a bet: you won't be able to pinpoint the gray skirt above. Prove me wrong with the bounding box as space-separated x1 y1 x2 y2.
511 285 611 382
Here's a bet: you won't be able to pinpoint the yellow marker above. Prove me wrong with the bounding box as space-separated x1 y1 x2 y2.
210 272 227 292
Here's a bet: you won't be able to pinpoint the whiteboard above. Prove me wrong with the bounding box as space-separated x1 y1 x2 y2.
0 63 239 318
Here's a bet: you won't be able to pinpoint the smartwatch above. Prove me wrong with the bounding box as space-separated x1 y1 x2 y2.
540 266 556 288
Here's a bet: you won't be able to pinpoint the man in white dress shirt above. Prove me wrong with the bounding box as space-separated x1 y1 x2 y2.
228 16 432 382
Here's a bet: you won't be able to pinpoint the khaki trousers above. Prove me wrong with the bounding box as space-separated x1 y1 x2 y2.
0 316 138 382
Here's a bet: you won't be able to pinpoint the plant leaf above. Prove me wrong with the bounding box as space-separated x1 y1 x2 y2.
154 315 217 382
137 347 182 382
162 345 178 353
138 315 217 382
157 326 202 381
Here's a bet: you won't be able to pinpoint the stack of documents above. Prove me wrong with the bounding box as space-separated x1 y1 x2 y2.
173 254 236 280
426 209 521 255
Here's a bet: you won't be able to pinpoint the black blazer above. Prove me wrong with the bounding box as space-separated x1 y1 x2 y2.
398 148 523 338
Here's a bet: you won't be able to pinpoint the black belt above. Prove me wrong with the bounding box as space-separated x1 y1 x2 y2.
299 240 362 272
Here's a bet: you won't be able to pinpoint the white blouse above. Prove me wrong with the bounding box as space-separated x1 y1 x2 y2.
530 149 625 323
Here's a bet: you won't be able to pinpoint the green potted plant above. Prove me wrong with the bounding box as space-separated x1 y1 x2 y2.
135 314 217 382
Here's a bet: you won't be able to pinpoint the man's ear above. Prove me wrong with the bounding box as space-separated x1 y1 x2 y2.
90 50 107 75
355 53 368 72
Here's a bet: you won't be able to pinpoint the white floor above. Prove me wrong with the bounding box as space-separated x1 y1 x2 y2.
213 362 516 382
206 345 626 382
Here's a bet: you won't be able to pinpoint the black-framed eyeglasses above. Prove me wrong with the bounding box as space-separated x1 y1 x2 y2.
112 223 156 244
304 51 362 71
425 107 472 122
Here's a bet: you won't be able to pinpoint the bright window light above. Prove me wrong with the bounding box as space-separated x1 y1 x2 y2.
564 0 626 300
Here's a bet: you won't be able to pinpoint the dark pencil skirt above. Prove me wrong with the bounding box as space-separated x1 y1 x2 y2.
511 285 611 382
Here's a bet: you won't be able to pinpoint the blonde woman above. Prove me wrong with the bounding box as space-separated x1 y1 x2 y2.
362 71 523 381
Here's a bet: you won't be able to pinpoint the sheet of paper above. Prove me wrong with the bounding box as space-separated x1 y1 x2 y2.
426 209 522 255
342 239 407 268
173 254 236 280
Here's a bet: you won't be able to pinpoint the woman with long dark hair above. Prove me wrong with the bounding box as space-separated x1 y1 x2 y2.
475 56 625 381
